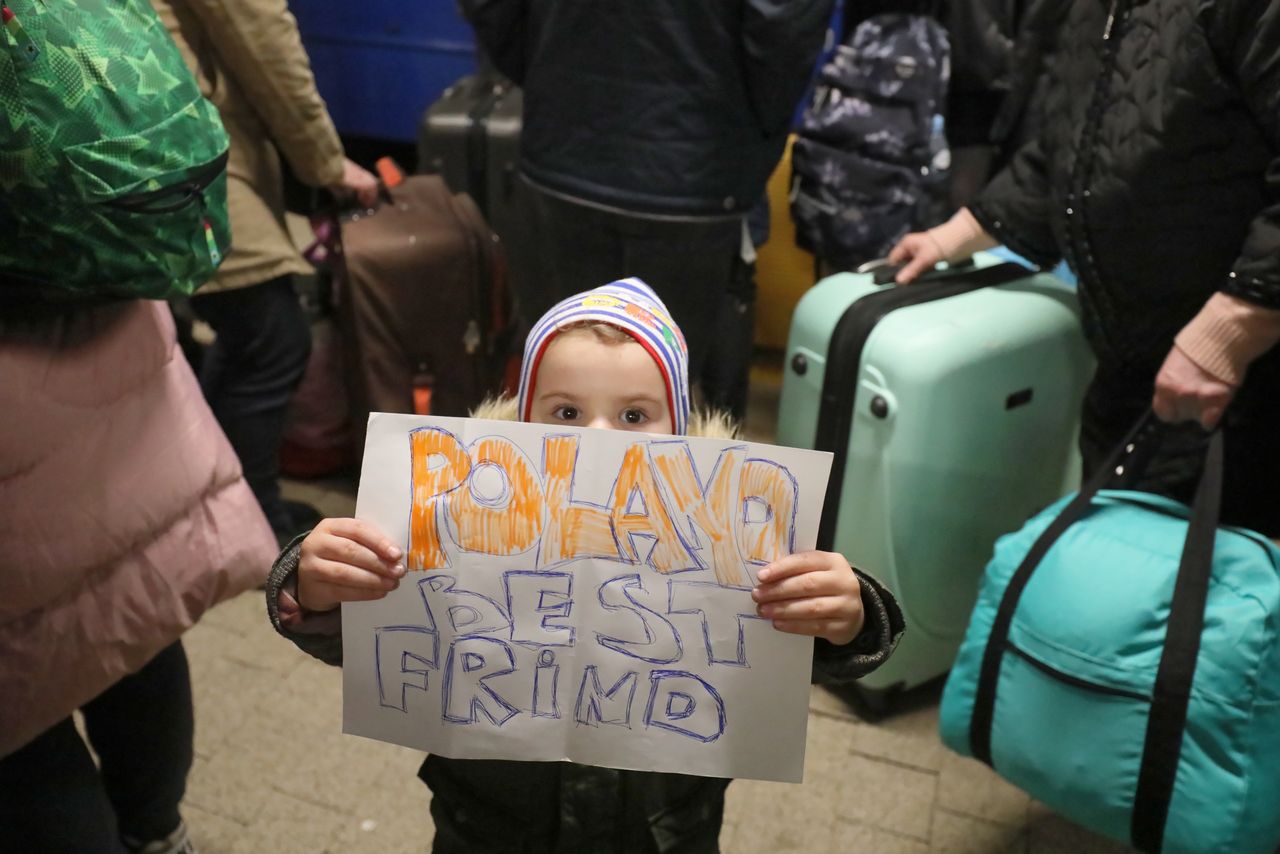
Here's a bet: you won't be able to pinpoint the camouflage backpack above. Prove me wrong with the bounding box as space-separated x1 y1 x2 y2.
0 0 230 303
791 14 951 271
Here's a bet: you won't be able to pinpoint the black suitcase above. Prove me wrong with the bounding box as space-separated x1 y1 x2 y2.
417 73 523 247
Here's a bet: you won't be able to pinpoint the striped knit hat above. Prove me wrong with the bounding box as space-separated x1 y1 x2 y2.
517 277 690 435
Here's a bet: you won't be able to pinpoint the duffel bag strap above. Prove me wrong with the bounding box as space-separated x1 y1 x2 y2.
1131 430 1223 853
969 412 1159 764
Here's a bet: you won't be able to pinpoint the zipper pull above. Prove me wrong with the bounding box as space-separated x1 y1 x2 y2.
203 219 222 266
1103 0 1118 40
2 6 40 62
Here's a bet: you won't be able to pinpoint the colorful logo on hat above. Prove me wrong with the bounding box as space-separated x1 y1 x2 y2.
624 302 659 329
582 295 625 309
662 324 682 350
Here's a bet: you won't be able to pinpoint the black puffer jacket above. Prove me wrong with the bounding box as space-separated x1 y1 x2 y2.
971 0 1280 382
459 0 834 217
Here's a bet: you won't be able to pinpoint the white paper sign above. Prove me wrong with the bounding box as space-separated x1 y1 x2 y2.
341 413 834 783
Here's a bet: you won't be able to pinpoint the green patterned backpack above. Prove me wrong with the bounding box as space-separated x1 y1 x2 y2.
0 0 230 302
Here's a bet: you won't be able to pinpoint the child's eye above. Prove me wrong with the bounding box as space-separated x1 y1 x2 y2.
620 408 649 425
552 405 580 421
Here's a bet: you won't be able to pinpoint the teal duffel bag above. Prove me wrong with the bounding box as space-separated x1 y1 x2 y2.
939 416 1280 854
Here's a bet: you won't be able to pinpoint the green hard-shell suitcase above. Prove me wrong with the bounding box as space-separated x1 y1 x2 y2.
776 253 1094 710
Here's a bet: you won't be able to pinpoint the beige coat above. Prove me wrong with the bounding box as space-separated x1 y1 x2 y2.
0 302 277 757
151 0 346 293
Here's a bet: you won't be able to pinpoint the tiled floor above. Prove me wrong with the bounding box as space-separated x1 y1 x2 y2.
179 359 1133 853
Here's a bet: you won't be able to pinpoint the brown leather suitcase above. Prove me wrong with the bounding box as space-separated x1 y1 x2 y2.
339 173 511 447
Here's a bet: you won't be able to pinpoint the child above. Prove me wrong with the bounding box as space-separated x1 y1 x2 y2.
266 278 904 853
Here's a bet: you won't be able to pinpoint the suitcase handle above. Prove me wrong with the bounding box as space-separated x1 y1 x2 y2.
855 255 976 285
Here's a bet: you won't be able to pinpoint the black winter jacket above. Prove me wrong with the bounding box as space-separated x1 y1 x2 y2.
459 0 834 217
972 0 1280 382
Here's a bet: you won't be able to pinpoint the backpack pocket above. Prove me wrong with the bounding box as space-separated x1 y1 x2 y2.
61 97 227 202
803 25 945 163
51 97 230 299
790 139 924 264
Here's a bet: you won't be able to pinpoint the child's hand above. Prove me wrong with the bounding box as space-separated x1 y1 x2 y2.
751 551 864 645
297 518 406 612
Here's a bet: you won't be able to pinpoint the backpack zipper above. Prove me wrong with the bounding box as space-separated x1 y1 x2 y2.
105 151 228 214
200 206 221 266
1103 0 1118 40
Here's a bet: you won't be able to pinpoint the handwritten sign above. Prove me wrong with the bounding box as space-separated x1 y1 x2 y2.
342 414 834 782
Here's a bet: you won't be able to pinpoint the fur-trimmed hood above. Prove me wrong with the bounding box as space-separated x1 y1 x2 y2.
469 395 740 441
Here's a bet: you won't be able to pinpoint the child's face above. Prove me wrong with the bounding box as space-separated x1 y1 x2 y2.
529 328 674 434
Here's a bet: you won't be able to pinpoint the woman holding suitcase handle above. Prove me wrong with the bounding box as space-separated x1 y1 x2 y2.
888 0 1280 539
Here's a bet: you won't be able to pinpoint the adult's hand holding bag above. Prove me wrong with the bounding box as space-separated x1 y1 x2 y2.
939 414 1280 854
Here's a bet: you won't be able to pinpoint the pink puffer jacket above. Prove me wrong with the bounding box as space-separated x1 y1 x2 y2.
0 301 276 757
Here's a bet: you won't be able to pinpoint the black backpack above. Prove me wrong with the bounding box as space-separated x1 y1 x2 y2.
790 13 951 270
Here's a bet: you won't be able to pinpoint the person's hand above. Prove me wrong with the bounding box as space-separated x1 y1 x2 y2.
888 231 945 284
330 157 380 209
751 551 864 645
1152 345 1237 430
297 518 405 612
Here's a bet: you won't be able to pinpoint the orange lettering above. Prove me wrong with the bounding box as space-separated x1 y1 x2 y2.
649 443 748 586
447 437 545 555
736 459 798 565
408 428 471 570
611 443 695 572
539 435 623 566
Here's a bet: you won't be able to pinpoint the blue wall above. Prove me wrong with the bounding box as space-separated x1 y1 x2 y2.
291 0 478 142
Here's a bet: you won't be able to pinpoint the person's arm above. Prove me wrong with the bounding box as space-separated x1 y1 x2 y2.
1208 2 1280 315
1173 5 1280 378
812 569 905 684
741 0 835 136
265 519 405 666
889 207 1000 283
751 551 905 680
1149 3 1280 427
966 131 1059 268
1173 294 1280 389
265 533 346 666
458 0 530 85
890 117 1056 283
179 0 344 189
